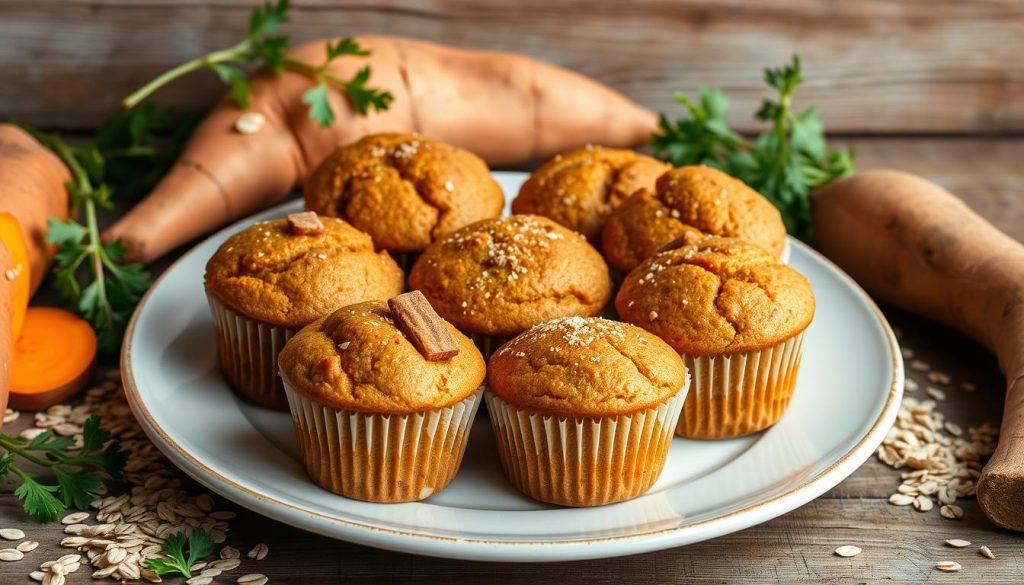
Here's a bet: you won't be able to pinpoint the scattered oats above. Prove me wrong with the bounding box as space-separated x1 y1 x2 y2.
944 422 963 437
945 539 971 548
61 511 90 525
913 495 934 512
248 543 269 560
888 494 914 506
234 112 266 134
926 387 946 401
237 574 269 585
901 347 914 359
834 545 862 557
219 545 240 560
0 548 24 561
42 574 65 585
905 378 919 392
935 561 961 573
909 359 930 372
940 504 964 519
30 570 45 582
19 428 46 440
186 576 213 585
2 407 18 423
961 382 976 392
0 528 25 540
979 545 995 559
17 540 39 552
928 371 952 385
209 558 241 571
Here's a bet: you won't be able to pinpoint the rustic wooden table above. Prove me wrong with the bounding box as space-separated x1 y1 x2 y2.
1 137 1022 584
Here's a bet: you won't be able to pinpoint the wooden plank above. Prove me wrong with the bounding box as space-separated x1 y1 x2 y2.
1 0 1023 133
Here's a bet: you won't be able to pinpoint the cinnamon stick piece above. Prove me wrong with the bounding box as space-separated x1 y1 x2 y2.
657 230 703 253
287 211 324 235
388 291 460 361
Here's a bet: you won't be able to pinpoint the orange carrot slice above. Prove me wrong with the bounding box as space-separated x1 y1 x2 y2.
0 212 31 340
10 307 96 410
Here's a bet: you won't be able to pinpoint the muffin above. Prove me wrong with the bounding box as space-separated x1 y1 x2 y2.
602 165 787 273
408 214 612 356
512 146 670 241
279 295 486 503
303 133 505 267
615 236 814 438
205 213 404 409
486 316 690 506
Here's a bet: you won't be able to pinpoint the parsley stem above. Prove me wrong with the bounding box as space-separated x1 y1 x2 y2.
122 41 251 109
281 58 350 93
0 435 56 468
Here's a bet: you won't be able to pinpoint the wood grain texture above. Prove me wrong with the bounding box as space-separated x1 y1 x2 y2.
2 0 1023 133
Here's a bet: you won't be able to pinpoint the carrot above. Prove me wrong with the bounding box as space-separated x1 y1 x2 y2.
9 307 97 411
0 124 71 294
813 169 1024 531
0 213 30 341
102 35 658 263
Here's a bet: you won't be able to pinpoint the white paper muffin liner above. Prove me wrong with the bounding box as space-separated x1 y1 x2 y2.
284 382 483 503
485 377 689 507
207 291 295 409
781 238 792 264
677 330 806 439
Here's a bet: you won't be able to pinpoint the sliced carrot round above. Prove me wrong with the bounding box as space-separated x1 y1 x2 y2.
0 212 31 340
10 307 96 410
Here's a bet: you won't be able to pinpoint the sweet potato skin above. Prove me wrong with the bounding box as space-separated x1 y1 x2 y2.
0 124 71 294
102 36 658 263
0 241 11 428
814 169 1024 531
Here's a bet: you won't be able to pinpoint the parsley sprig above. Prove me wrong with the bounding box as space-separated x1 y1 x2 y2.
144 528 214 578
121 0 392 127
0 416 125 523
651 55 855 239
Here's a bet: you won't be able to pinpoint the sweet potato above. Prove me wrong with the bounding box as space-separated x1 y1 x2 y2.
102 35 658 263
813 169 1024 531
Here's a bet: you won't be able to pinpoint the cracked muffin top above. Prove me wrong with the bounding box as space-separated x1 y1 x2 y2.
278 300 485 413
512 146 669 241
303 133 505 253
408 215 612 337
488 316 687 417
205 216 404 329
602 165 787 272
615 236 814 356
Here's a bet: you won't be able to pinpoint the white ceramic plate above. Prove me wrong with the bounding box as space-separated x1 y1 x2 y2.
123 171 902 562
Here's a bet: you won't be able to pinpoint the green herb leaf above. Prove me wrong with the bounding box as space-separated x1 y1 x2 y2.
0 452 15 477
14 474 64 523
55 469 103 510
326 37 370 59
210 63 253 109
144 529 213 578
651 54 855 240
301 81 335 127
340 66 394 116
248 0 290 37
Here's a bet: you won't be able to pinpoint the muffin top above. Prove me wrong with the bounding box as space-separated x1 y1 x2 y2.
615 236 815 356
303 133 505 253
205 215 404 329
408 215 612 337
512 146 669 241
602 165 787 272
278 300 485 413
488 316 687 417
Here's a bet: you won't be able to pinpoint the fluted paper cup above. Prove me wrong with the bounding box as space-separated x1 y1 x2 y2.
284 382 483 503
677 330 806 439
485 377 689 507
207 291 295 410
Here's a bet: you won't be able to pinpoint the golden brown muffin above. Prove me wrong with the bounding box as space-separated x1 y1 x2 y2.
616 236 813 356
512 146 670 241
408 215 612 337
279 300 485 414
205 217 404 329
602 165 787 272
488 316 687 417
303 133 505 253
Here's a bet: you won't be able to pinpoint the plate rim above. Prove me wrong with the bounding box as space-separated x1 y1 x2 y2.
121 176 903 561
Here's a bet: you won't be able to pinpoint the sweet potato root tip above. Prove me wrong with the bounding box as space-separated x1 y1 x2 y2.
9 307 97 410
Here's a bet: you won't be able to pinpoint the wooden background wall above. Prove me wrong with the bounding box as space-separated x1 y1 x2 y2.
2 0 1022 134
